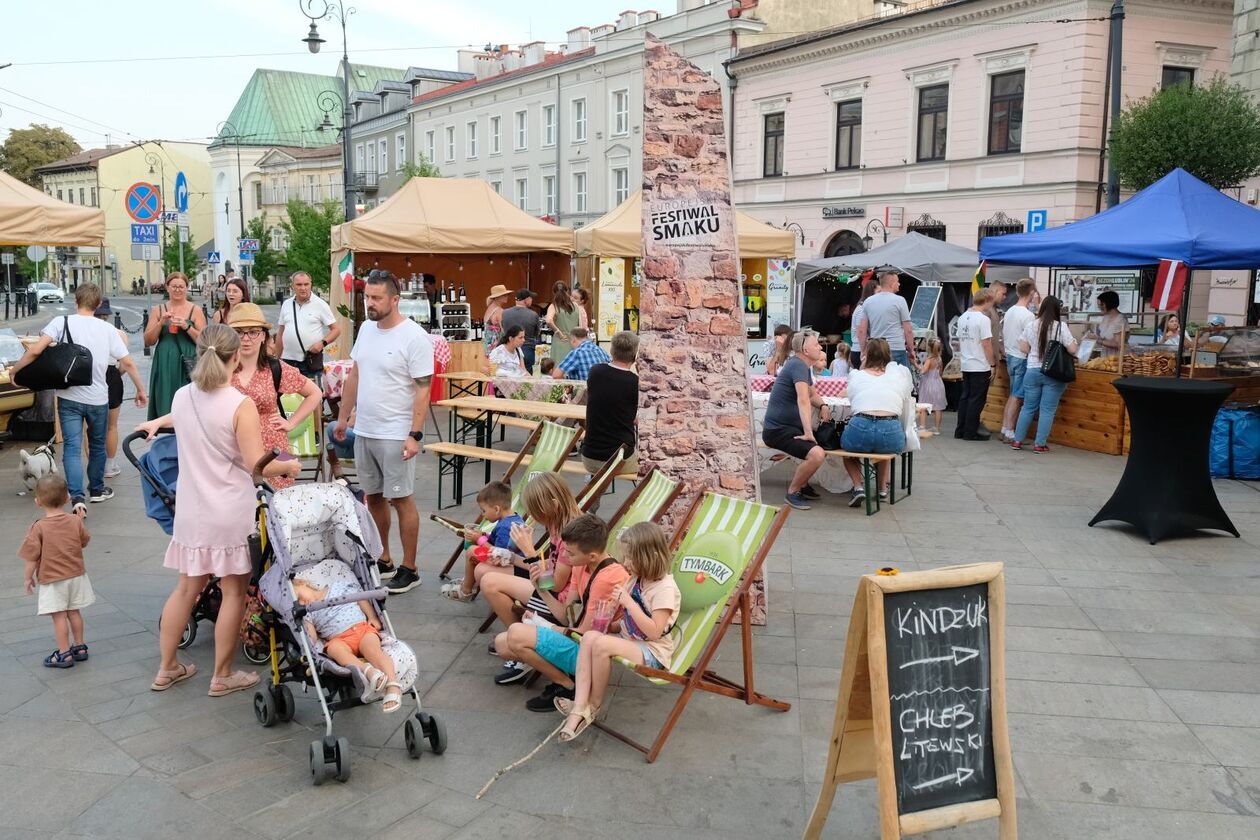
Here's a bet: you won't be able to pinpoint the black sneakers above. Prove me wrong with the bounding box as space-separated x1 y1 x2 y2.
526 682 574 712
89 488 114 503
385 566 421 594
376 560 397 579
494 660 532 685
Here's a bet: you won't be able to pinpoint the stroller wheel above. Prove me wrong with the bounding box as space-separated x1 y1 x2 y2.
253 689 277 728
160 615 198 649
308 740 327 786
420 711 448 756
274 685 295 722
404 718 422 760
333 736 351 783
242 633 270 666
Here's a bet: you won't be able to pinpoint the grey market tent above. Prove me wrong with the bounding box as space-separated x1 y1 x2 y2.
797 232 1023 285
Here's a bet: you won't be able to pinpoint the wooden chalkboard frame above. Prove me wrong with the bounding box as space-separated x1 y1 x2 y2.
908 284 942 332
804 563 1016 840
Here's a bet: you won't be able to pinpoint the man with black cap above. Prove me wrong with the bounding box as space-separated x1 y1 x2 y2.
500 289 541 373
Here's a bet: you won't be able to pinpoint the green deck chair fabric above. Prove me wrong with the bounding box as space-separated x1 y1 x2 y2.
628 492 779 685
280 393 319 459
491 446 629 550
606 469 680 558
508 420 581 515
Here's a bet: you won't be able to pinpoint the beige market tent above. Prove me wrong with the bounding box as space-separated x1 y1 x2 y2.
574 190 795 259
0 169 105 246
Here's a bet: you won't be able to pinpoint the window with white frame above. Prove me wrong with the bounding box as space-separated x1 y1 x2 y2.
326 173 337 200
355 143 365 173
543 104 556 147
572 98 587 143
612 89 629 136
490 178 502 195
425 130 435 163
835 100 862 170
612 166 629 205
515 176 528 210
281 178 289 204
306 174 318 202
270 178 281 204
572 171 587 213
445 126 456 161
254 181 263 210
367 141 377 176
378 139 388 174
515 110 528 150
762 112 784 177
543 174 556 215
270 226 285 251
396 133 406 171
987 71 1024 155
490 115 502 154
916 84 949 162
467 120 478 158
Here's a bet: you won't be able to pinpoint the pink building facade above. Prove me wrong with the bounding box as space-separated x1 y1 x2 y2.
729 0 1242 321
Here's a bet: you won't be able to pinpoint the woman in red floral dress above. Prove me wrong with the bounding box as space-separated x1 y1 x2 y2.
226 304 322 489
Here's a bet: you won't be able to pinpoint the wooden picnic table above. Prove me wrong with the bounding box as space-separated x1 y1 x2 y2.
436 395 587 422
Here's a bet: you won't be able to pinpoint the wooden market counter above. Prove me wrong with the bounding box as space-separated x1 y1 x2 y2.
982 362 1260 455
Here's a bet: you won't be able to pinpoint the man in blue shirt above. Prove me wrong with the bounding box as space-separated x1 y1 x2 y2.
761 330 831 510
553 327 611 381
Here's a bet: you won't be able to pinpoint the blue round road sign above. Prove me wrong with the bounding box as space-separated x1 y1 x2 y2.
174 172 189 213
125 182 162 223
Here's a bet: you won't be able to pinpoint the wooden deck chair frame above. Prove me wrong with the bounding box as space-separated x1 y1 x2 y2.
437 421 581 579
474 462 684 634
592 490 793 763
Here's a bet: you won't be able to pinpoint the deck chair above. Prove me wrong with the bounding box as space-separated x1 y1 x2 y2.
437 420 582 579
281 393 323 482
592 490 792 763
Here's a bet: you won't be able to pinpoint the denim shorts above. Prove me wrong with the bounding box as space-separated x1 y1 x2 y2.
634 641 664 669
1007 355 1028 399
533 624 580 676
840 414 904 454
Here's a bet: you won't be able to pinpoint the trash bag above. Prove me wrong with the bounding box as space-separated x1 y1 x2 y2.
1210 405 1260 480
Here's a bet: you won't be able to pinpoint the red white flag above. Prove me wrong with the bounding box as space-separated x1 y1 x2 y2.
1152 259 1187 311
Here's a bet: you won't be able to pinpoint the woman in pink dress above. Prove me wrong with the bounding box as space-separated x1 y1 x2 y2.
136 324 300 697
226 303 321 490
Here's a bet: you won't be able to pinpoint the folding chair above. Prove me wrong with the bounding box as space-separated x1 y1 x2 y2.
281 393 324 482
436 420 582 579
593 490 792 762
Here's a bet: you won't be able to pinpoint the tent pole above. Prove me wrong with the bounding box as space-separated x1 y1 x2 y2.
1175 271 1190 379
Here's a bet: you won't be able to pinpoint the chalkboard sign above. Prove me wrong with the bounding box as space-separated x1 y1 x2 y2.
909 285 942 331
805 563 1016 840
883 583 996 814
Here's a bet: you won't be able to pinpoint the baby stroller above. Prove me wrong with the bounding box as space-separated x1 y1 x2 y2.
124 430 271 663
256 479 447 784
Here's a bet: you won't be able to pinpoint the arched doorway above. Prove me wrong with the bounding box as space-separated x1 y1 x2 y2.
824 229 866 258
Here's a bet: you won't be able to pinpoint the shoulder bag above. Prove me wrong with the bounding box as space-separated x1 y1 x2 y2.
290 298 325 377
814 419 844 450
1041 324 1077 383
14 316 93 391
570 557 617 628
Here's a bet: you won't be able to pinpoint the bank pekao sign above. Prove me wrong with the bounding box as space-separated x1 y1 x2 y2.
649 199 723 247
822 205 866 219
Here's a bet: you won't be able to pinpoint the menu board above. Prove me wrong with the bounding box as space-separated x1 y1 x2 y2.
909 285 942 331
597 257 626 341
883 583 996 815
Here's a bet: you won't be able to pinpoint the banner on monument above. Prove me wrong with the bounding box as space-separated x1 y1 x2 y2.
649 199 724 247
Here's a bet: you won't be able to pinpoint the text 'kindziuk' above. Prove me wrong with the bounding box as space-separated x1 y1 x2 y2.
894 595 988 639
649 200 722 246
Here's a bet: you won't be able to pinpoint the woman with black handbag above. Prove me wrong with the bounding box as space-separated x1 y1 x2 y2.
1011 296 1078 453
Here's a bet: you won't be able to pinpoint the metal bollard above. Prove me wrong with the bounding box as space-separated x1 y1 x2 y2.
142 309 151 356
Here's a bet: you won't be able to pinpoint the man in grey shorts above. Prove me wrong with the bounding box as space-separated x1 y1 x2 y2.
332 271 434 594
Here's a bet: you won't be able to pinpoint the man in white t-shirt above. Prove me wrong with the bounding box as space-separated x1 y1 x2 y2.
275 271 340 382
857 271 917 368
953 286 996 441
11 284 148 515
1000 278 1038 441
331 271 433 595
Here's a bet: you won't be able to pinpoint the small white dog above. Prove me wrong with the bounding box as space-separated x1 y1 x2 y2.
19 442 58 490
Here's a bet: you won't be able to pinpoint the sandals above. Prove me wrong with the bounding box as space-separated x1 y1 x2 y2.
382 682 403 714
150 662 197 691
69 643 89 662
207 670 259 697
362 664 388 695
44 649 75 669
440 579 478 602
559 704 597 742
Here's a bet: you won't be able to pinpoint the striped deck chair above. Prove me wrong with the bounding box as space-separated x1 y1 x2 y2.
437 420 581 579
280 393 323 482
593 490 792 763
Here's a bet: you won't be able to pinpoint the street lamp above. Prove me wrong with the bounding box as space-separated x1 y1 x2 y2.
862 219 888 251
781 221 805 245
299 0 356 222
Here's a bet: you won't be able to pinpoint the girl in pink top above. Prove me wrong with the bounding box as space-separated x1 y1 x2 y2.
136 324 300 698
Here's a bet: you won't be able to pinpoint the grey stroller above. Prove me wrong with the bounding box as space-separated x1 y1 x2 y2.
255 481 447 784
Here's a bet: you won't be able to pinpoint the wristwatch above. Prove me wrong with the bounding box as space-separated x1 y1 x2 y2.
408 430 424 441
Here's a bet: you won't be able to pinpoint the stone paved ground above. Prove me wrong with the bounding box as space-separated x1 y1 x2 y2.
1 344 1259 838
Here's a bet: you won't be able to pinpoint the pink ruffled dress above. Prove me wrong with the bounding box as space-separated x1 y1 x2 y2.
163 384 256 577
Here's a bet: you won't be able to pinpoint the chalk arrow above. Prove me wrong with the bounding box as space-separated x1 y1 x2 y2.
899 646 980 669
911 767 975 791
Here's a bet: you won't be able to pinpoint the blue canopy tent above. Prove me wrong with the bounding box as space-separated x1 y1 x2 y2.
980 168 1260 269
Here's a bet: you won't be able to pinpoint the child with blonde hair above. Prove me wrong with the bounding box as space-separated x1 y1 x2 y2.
917 337 946 434
20 475 94 668
557 521 680 741
829 342 851 377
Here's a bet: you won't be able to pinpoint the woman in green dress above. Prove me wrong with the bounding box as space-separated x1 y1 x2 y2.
143 272 207 419
544 281 586 365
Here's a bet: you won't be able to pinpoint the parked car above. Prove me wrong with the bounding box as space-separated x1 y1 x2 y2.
28 283 64 303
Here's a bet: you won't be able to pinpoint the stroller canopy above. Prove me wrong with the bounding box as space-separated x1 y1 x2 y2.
139 435 179 535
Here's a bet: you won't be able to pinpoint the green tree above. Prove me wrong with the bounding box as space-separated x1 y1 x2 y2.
282 199 343 290
398 156 441 184
1110 76 1260 190
161 227 203 279
0 124 81 187
243 216 283 287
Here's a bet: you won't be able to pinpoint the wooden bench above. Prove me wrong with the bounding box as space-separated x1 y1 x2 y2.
757 443 912 515
423 441 637 497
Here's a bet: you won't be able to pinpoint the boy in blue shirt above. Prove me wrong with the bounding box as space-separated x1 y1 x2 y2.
441 480 525 602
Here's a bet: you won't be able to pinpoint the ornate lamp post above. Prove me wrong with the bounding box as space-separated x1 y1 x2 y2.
299 0 356 221
862 218 888 251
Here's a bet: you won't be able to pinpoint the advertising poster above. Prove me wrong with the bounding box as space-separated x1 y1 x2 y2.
766 258 793 329
1053 269 1141 322
597 257 625 341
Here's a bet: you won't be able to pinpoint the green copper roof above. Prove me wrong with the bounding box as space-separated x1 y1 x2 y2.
211 64 403 148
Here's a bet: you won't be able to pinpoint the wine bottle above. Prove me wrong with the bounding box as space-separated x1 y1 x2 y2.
458 282 466 302
439 283 447 303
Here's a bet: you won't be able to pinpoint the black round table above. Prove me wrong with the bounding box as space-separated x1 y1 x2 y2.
1089 377 1239 544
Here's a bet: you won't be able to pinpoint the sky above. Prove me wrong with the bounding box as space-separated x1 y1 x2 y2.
1 0 649 150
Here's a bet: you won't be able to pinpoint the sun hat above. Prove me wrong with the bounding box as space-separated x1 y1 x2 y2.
488 284 512 299
226 302 272 330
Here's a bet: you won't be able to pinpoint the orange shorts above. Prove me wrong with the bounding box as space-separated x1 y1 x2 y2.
329 621 379 656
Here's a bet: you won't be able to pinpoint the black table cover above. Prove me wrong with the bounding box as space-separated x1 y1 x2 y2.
1089 377 1239 544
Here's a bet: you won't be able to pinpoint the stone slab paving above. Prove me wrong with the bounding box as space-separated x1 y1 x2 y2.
1 344 1258 838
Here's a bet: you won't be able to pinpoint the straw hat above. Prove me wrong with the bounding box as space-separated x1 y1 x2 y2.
227 302 272 330
487 284 512 300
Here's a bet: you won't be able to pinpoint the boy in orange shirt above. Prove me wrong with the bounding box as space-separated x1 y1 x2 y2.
20 476 95 668
495 513 628 712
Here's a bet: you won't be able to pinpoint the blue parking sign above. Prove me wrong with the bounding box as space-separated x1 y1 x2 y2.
1027 209 1048 233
